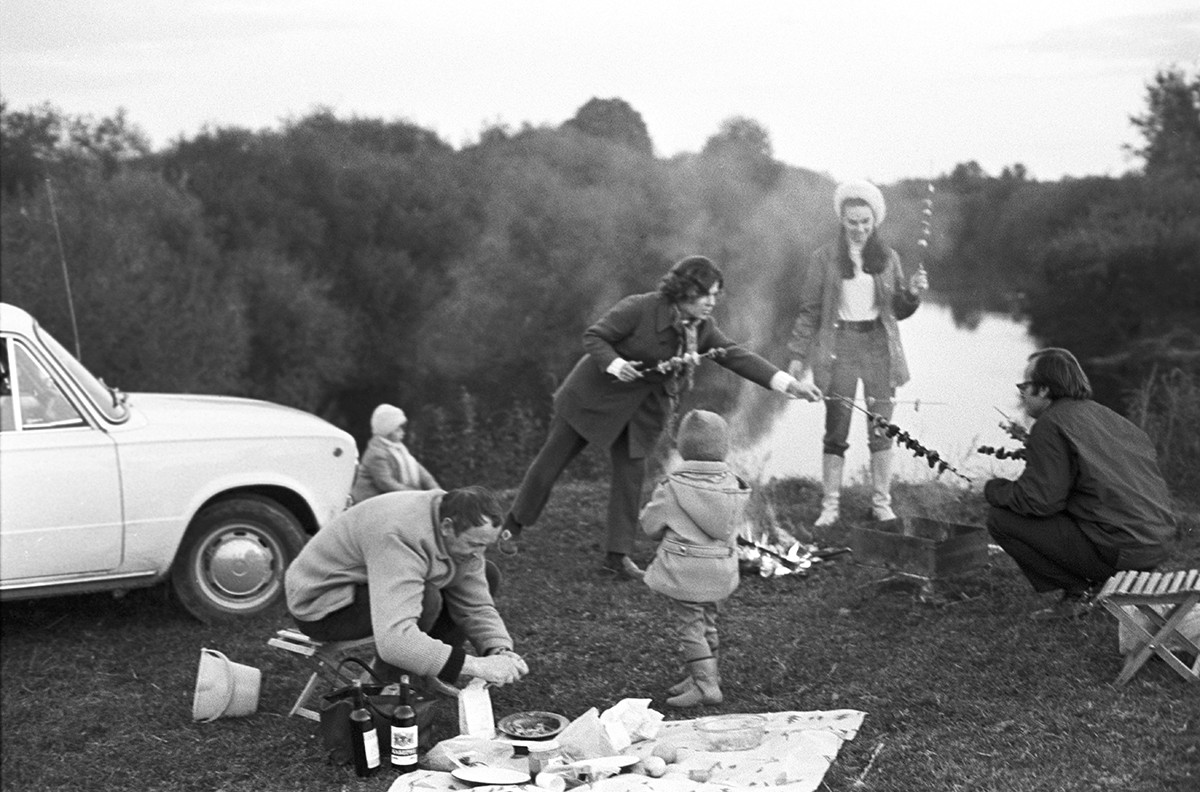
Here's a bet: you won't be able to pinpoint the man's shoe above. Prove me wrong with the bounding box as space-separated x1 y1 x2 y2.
600 554 645 581
1031 591 1094 621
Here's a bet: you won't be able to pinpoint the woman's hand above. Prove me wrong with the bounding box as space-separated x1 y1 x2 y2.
787 379 823 402
614 360 644 382
908 264 929 295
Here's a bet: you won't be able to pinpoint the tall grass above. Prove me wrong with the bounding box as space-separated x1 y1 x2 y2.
1126 366 1200 498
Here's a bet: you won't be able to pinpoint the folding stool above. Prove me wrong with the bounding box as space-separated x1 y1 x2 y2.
1094 569 1199 685
267 628 377 720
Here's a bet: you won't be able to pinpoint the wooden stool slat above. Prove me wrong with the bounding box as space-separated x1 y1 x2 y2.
1128 571 1152 596
1098 572 1127 599
1155 570 1180 596
1144 571 1164 596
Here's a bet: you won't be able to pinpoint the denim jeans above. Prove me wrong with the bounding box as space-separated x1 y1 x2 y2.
823 324 896 456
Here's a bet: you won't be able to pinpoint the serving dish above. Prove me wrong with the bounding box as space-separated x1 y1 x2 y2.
496 710 569 740
695 713 767 751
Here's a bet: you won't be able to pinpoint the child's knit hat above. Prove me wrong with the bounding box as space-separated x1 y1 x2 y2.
677 409 730 461
370 404 407 436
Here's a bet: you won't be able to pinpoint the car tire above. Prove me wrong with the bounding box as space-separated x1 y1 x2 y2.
171 495 307 624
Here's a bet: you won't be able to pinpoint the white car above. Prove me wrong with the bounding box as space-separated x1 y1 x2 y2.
0 302 358 623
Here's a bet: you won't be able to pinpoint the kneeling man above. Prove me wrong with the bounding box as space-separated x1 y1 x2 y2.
286 486 528 687
985 348 1176 619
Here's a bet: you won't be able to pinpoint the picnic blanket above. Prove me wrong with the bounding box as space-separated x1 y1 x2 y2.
387 709 866 792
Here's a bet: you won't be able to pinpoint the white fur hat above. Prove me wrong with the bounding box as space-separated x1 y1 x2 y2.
834 179 886 225
371 404 407 436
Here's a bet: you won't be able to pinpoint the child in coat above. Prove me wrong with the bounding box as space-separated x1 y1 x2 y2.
640 409 750 708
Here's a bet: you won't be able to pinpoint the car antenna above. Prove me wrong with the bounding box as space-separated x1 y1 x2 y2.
44 175 82 361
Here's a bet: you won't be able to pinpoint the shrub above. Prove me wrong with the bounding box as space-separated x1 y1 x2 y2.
1126 366 1200 496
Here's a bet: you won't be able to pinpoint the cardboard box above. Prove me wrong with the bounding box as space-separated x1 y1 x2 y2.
848 516 989 579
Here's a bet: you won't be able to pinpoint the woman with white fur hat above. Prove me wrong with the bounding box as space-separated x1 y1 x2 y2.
350 403 440 504
786 180 929 526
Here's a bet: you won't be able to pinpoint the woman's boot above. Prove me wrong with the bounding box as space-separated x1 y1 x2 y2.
815 454 844 527
870 449 896 521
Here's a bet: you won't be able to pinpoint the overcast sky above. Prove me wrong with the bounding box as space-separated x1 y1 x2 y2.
2 1 1197 183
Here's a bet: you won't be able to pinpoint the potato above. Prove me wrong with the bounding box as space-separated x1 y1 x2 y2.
643 756 667 778
651 742 678 764
689 768 712 783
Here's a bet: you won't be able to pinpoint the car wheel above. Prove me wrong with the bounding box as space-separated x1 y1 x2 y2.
171 495 307 624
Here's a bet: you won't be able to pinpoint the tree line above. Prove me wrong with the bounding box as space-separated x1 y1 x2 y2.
2 68 1197 492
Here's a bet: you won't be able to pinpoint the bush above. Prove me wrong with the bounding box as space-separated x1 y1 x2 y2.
1126 366 1200 496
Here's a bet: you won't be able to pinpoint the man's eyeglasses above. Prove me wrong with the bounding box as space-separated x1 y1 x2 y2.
1016 381 1037 393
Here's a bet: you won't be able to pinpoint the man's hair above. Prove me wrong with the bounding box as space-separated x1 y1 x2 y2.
1027 347 1093 400
439 486 502 534
659 255 724 303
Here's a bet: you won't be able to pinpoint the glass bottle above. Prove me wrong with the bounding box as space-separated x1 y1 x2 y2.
350 680 380 777
389 674 418 773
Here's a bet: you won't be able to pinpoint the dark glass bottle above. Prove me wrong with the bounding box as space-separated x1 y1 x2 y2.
350 680 380 777
389 675 418 773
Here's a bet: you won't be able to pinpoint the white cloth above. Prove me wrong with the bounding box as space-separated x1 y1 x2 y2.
387 709 866 792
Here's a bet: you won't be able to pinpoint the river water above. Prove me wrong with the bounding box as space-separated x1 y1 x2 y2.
730 302 1037 486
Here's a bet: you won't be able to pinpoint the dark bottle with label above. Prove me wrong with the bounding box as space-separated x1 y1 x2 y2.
350 680 380 777
389 675 418 773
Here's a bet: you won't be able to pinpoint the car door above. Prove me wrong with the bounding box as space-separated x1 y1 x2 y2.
0 338 124 580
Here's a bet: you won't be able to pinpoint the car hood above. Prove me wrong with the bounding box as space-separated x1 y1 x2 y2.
125 393 352 443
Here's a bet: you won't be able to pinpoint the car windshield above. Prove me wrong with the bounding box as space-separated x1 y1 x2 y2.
35 322 129 423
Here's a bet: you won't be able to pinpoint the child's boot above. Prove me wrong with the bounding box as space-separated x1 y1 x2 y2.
665 658 723 708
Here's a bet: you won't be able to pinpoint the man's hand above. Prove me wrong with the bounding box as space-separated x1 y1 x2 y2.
909 264 930 295
463 652 528 686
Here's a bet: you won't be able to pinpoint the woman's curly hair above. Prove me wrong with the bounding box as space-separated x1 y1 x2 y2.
659 255 724 303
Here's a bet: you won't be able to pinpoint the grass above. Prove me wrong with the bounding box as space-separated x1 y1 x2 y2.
2 478 1198 792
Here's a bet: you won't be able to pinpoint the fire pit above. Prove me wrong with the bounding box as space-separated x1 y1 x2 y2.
847 516 988 579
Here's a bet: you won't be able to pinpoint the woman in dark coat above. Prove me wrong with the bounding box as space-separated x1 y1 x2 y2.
500 255 821 579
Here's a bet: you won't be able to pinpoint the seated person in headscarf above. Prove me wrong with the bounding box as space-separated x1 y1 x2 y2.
351 403 440 504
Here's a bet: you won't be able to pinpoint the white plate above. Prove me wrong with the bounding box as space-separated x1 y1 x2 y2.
565 755 640 771
450 766 531 786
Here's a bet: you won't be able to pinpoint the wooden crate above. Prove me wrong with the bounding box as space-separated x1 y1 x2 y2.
847 516 989 579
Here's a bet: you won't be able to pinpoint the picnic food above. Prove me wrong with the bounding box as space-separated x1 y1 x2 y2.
651 742 678 764
642 756 667 777
497 711 568 740
977 445 1027 461
829 394 971 481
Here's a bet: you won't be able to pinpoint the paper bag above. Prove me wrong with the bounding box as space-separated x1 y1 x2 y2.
599 698 664 748
457 678 495 737
554 707 616 761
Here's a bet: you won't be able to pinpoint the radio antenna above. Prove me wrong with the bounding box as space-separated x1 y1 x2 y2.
44 176 82 361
